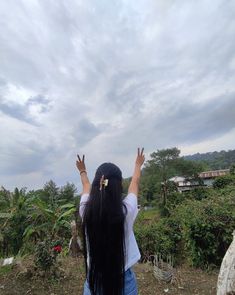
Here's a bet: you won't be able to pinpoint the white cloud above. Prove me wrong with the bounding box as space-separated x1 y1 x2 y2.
3 83 36 105
0 0 235 190
181 127 235 156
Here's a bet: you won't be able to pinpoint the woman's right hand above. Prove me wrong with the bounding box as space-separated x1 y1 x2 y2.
128 148 145 195
135 148 145 167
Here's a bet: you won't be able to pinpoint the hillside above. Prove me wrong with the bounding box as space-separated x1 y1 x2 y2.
183 149 235 170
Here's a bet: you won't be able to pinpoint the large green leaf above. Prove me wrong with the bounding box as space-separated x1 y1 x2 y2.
23 225 36 239
60 203 75 210
58 207 76 221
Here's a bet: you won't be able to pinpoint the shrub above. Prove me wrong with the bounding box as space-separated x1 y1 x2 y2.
175 194 235 268
230 164 235 175
34 239 61 272
191 187 212 200
213 175 235 189
134 216 181 262
166 192 189 209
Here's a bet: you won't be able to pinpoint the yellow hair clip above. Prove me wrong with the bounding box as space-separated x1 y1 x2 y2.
103 179 109 187
100 177 109 190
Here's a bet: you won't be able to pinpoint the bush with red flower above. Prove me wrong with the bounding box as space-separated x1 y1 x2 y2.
53 244 62 253
34 239 63 274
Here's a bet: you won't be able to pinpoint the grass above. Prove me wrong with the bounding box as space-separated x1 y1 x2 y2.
0 265 12 275
136 208 160 225
140 208 159 219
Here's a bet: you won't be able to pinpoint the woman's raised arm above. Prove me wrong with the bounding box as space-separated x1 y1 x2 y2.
128 148 145 196
76 154 91 195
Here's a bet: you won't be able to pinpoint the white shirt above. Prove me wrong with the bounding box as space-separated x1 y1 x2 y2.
79 192 141 271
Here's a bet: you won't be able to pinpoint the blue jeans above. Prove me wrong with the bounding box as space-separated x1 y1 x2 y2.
83 268 138 295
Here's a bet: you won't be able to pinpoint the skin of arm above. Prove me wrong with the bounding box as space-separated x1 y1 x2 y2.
76 154 91 195
128 148 145 196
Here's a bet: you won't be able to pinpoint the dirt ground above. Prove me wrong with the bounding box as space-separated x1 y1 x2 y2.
0 256 218 295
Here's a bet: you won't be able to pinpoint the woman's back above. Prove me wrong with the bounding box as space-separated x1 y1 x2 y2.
76 149 145 295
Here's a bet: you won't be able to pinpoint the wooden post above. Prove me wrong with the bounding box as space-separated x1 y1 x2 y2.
69 220 81 257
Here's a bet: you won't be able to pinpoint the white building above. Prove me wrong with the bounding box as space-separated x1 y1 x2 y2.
169 169 230 192
199 169 230 186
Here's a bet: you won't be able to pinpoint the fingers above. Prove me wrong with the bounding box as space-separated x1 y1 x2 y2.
137 147 144 156
77 154 85 162
141 148 144 155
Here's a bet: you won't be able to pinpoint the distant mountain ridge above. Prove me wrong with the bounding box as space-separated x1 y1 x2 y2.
183 149 235 170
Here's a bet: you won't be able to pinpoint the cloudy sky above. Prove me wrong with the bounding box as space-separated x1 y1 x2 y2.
1 0 235 190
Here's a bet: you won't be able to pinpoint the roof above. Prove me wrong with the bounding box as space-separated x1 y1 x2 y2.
199 169 230 179
169 176 185 182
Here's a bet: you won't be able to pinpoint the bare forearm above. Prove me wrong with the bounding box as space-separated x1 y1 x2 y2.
80 171 90 194
132 164 142 182
76 154 91 194
128 164 142 195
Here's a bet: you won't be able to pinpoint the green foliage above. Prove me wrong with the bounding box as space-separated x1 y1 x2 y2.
134 214 181 261
165 191 188 210
1 147 235 272
59 182 77 203
139 174 161 205
41 180 59 208
22 198 75 249
0 188 28 256
184 149 235 170
230 164 235 175
146 147 180 182
0 181 77 258
175 193 235 268
34 239 57 272
213 174 235 189
191 187 212 200
0 265 12 275
141 147 204 209
174 158 206 178
122 178 131 195
134 173 235 269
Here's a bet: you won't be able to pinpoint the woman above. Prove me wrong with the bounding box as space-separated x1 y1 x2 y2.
76 148 145 295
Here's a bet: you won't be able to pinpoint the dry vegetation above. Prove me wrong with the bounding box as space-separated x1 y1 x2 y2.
0 256 218 295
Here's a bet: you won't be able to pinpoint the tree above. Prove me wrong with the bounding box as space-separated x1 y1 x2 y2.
59 182 77 203
122 178 131 195
139 174 161 206
41 180 59 209
145 147 180 206
0 187 28 256
143 148 205 212
175 159 205 179
0 187 11 211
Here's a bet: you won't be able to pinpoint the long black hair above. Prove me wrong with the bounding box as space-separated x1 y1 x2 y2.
82 163 126 295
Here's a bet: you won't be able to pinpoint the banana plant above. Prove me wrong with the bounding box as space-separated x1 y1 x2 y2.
23 198 76 243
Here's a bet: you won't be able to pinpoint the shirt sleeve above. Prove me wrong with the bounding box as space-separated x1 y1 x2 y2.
123 193 139 231
79 193 90 218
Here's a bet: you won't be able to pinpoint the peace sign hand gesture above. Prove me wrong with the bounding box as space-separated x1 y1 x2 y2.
76 154 86 174
135 147 145 167
76 154 90 194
